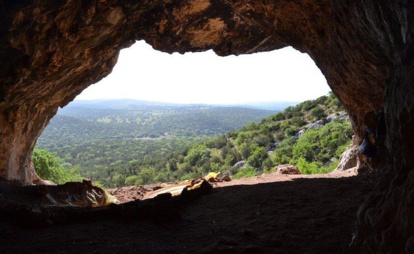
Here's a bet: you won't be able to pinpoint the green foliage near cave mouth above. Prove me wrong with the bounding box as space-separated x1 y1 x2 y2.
32 148 84 184
293 121 352 173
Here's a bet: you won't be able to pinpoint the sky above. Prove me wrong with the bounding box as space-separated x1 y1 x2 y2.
76 41 330 104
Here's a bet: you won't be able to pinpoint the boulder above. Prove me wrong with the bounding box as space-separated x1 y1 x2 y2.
333 145 359 173
306 120 324 130
233 161 246 169
296 120 324 139
326 112 349 123
266 143 277 152
295 129 306 138
275 164 301 175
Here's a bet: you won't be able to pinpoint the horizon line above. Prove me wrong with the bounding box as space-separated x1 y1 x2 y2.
73 98 301 104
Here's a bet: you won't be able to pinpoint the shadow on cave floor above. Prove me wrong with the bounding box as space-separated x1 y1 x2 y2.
0 176 376 254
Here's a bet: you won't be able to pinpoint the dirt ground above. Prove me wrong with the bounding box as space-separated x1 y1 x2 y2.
0 172 376 253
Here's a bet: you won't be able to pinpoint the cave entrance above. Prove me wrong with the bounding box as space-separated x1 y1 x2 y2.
34 40 341 189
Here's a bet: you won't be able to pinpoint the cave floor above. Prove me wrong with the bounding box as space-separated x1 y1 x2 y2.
0 172 375 254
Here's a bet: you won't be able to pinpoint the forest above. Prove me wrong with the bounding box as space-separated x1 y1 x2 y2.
39 101 277 141
35 94 352 188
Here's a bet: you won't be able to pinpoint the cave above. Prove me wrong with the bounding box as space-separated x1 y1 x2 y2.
1 1 413 252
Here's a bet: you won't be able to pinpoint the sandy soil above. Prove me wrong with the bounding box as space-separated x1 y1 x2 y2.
0 171 376 253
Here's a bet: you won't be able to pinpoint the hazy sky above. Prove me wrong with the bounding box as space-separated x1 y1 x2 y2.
76 41 330 104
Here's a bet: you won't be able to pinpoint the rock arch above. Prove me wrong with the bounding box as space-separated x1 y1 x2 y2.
0 0 413 251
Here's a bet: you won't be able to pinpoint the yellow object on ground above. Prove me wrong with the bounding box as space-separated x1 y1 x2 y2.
205 172 220 180
143 173 231 200
143 178 210 200
204 172 232 182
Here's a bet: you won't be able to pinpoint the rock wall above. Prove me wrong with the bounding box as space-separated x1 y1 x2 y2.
0 0 413 251
349 40 414 253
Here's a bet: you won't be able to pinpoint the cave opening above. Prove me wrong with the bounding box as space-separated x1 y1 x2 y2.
35 40 334 188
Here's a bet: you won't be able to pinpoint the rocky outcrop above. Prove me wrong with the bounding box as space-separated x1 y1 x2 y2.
326 112 348 123
275 164 301 175
296 112 348 138
349 42 414 253
0 1 413 252
232 160 246 169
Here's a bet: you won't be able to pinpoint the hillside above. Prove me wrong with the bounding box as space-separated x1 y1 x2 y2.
34 93 351 188
132 92 352 186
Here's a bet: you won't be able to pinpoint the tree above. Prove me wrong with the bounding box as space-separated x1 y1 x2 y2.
125 175 140 186
112 173 126 187
292 129 320 162
272 137 296 165
284 127 297 137
32 148 83 184
185 144 210 166
136 168 156 185
247 147 267 168
310 107 326 119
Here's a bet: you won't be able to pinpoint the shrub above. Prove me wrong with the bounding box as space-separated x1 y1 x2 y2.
301 100 317 111
291 116 307 127
284 127 298 137
272 137 296 165
270 113 286 121
296 158 338 174
262 158 274 171
125 175 140 186
233 166 257 179
180 172 196 181
247 147 267 168
310 107 326 119
135 167 156 185
292 129 319 162
296 157 324 174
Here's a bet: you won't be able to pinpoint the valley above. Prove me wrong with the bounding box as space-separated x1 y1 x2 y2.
35 94 351 188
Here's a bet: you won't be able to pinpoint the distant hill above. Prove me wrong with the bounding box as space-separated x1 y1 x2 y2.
44 100 279 140
66 99 184 109
69 99 299 111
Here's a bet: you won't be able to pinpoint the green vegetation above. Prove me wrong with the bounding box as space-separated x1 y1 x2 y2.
285 121 352 173
32 148 83 184
36 93 352 187
153 93 351 180
36 102 275 187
